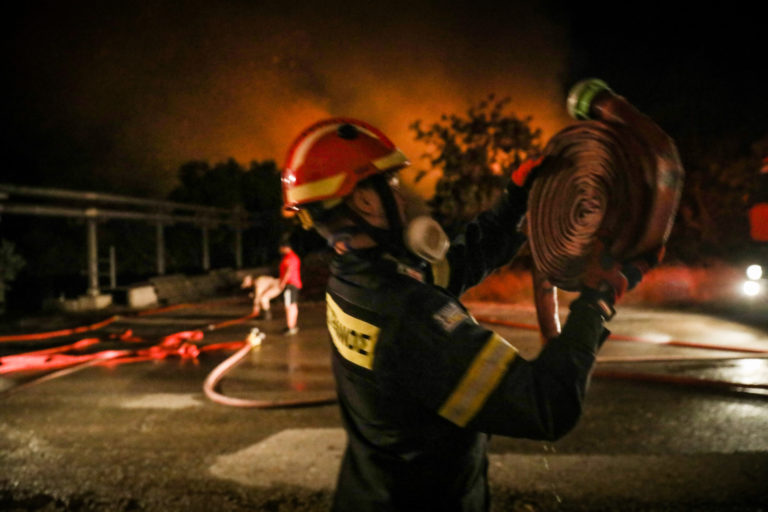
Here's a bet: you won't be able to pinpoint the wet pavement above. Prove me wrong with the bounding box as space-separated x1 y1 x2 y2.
1 297 767 511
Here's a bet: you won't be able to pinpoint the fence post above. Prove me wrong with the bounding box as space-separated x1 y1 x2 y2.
85 209 100 297
109 245 117 288
234 227 243 269
233 205 244 269
202 226 210 271
156 221 166 276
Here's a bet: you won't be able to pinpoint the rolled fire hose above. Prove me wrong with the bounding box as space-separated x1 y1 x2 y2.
527 79 684 340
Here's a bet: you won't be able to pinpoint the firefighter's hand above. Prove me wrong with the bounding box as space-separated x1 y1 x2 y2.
580 239 665 320
579 238 627 320
510 156 544 191
621 245 665 291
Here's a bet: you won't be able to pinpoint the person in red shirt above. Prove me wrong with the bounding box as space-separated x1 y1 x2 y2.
278 240 302 335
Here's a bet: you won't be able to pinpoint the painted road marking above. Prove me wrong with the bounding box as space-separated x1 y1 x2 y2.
209 428 767 503
118 393 203 409
209 428 345 491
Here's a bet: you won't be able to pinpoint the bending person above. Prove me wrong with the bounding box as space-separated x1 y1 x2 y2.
240 274 282 320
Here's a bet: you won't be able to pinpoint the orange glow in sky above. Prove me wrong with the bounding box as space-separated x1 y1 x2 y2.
10 2 574 197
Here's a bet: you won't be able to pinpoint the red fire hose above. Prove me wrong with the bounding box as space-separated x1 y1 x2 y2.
0 303 338 408
202 328 337 408
527 79 684 340
0 316 118 342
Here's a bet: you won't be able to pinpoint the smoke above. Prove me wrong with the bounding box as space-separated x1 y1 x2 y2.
9 1 572 196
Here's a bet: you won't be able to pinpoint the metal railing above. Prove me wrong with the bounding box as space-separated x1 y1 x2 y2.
0 183 253 297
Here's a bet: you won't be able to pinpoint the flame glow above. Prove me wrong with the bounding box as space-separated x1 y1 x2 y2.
10 2 573 196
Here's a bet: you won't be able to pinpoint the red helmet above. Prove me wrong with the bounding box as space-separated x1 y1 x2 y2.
282 118 409 213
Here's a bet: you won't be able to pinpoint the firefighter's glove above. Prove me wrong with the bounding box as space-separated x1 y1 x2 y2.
580 240 665 321
579 238 627 321
510 156 544 191
621 245 665 291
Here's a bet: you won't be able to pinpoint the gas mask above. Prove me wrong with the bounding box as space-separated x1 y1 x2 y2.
397 180 450 263
324 173 450 263
403 215 450 263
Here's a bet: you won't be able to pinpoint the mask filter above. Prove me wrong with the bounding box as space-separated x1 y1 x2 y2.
404 215 449 263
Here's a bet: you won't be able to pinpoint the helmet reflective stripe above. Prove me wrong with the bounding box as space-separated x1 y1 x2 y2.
285 172 346 206
372 149 409 171
286 123 340 171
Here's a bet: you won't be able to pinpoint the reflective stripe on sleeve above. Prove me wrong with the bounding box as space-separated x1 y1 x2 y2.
438 332 518 427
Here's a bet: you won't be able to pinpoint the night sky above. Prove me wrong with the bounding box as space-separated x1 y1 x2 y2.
6 0 766 198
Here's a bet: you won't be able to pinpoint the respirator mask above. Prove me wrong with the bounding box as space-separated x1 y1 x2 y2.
396 179 450 263
329 173 449 263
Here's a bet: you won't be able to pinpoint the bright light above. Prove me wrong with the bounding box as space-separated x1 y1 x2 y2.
742 280 762 297
734 358 765 377
636 332 672 344
746 264 763 280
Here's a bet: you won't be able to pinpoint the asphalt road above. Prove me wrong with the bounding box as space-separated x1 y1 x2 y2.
1 297 767 511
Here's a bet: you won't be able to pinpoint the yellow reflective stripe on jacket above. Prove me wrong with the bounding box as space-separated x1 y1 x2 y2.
438 333 518 426
326 293 380 369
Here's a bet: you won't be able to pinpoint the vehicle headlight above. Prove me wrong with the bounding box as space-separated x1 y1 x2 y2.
743 280 763 297
746 264 763 281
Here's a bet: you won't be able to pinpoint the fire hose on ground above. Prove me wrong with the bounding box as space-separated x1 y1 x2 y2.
0 300 252 398
202 327 337 408
0 298 339 407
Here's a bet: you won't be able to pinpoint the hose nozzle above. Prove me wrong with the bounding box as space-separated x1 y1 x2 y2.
247 328 264 347
567 78 612 120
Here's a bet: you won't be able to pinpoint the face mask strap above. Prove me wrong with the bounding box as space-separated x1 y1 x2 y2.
369 174 404 244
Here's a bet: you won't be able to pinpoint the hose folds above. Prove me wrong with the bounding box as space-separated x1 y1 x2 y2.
527 79 684 339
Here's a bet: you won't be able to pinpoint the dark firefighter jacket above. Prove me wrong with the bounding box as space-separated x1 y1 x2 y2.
326 185 609 512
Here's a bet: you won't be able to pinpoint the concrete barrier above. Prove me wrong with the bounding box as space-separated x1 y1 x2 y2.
149 274 193 305
58 293 113 312
188 274 218 298
125 284 159 308
148 269 265 306
109 284 159 309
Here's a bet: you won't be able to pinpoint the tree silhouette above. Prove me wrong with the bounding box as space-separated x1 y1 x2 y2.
168 158 285 267
410 95 542 234
671 134 768 264
0 239 26 314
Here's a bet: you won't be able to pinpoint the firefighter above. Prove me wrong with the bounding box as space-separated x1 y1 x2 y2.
282 118 658 512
